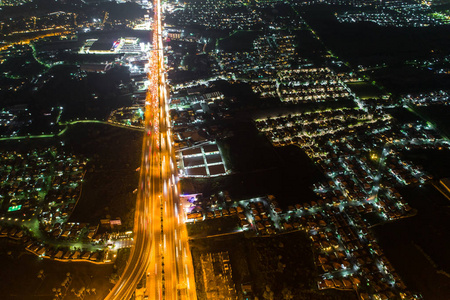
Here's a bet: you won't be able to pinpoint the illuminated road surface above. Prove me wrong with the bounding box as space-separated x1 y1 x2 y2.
104 0 197 299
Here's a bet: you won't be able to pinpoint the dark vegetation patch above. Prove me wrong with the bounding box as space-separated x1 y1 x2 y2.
190 231 357 299
301 5 450 68
109 247 131 284
0 239 114 300
0 47 46 79
385 107 422 124
367 66 450 94
346 81 386 99
218 30 260 52
187 217 240 238
182 117 323 208
64 123 142 229
414 105 450 138
402 148 450 180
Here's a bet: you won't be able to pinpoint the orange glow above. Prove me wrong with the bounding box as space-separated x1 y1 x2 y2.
104 0 196 299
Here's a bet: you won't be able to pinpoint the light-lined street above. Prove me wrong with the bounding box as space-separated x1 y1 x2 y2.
104 0 197 299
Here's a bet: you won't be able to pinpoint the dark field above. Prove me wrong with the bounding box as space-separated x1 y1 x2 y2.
367 66 450 94
64 123 142 229
181 117 323 208
385 107 422 124
414 105 450 138
0 121 142 230
190 233 249 299
299 4 450 94
373 185 450 300
0 239 114 300
218 30 260 52
402 148 450 180
301 5 450 67
293 28 329 64
190 231 357 300
187 216 241 238
346 81 386 99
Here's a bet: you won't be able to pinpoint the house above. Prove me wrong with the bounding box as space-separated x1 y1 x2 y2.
81 251 91 260
256 222 264 231
63 251 71 259
90 252 99 261
36 246 46 256
71 251 81 259
55 250 64 259
240 220 250 228
282 222 293 231
342 278 352 289
238 213 246 220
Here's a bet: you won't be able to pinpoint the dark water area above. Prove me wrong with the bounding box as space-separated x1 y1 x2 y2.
0 239 114 300
373 185 450 299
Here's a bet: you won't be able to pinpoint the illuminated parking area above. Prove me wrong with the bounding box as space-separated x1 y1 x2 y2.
177 141 228 178
79 37 150 55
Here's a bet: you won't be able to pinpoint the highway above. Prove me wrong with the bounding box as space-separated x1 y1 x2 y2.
104 0 197 299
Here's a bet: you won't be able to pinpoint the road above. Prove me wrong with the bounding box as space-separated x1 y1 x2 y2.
104 0 197 299
145 0 197 299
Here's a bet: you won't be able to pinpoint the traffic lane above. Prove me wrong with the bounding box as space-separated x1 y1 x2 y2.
105 112 159 299
146 150 163 300
162 172 177 300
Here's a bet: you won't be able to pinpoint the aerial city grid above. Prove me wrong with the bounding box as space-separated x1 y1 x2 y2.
0 0 449 299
